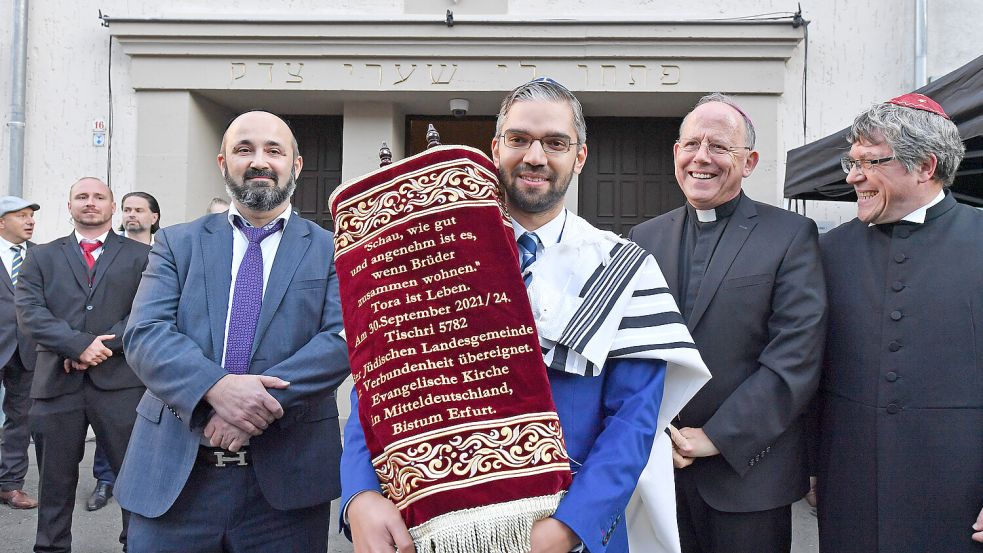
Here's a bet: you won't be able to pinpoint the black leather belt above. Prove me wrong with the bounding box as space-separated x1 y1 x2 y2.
197 446 251 467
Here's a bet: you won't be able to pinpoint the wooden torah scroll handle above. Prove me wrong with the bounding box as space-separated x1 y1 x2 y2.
379 142 393 167
426 124 441 149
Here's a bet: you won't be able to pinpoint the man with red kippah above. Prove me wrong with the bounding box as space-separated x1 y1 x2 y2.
815 92 983 552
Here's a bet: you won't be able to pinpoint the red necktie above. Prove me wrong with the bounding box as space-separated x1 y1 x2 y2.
80 240 102 271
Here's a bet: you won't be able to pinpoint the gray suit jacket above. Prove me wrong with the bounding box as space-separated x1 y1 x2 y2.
15 233 150 398
115 213 350 517
1 240 36 370
629 194 826 512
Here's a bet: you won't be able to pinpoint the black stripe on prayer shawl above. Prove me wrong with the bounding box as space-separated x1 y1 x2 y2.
561 244 648 352
567 245 647 351
548 343 571 373
610 342 700 357
619 312 686 329
578 253 612 298
633 287 671 297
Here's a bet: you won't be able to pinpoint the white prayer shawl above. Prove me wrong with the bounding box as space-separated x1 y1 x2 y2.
525 212 711 553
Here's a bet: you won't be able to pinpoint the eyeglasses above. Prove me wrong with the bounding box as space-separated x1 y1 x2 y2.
840 155 895 174
499 131 580 155
676 138 751 157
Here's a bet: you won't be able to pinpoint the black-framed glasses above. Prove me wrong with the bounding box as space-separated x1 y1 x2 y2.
840 155 895 174
676 138 751 156
499 131 580 155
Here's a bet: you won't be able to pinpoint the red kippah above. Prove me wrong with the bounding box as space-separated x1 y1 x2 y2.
886 93 950 119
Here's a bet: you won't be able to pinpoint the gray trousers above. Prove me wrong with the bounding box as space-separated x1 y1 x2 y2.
0 353 33 492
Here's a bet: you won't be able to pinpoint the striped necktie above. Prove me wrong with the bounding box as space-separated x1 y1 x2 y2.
10 246 23 287
517 232 539 286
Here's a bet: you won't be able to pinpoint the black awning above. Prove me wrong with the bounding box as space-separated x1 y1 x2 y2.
784 55 983 207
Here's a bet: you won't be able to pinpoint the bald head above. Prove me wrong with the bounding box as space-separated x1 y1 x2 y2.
218 110 303 217
220 111 299 161
70 177 113 201
68 177 116 233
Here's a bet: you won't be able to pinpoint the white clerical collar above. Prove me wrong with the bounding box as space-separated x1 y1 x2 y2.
870 189 945 226
512 209 568 248
900 189 945 224
695 209 717 222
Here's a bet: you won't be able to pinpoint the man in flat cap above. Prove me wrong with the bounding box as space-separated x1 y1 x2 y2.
815 93 983 552
0 196 39 509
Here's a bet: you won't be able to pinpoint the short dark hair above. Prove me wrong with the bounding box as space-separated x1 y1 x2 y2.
496 78 586 145
121 191 161 234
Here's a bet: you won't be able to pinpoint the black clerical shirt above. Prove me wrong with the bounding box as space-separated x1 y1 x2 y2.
678 192 743 319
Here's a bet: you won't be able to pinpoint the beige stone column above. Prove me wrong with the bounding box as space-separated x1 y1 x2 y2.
341 102 404 183
135 91 233 226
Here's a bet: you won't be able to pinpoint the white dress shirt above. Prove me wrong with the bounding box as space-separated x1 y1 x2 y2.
511 209 569 256
74 230 111 261
221 203 292 366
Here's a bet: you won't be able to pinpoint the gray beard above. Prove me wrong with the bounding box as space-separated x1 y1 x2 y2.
224 169 297 212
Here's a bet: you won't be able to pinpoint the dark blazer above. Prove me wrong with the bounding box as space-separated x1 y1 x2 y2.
115 213 350 517
1 240 37 370
629 194 826 512
15 232 150 398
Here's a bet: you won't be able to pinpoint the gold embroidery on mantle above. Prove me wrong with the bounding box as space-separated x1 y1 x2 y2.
333 158 504 257
373 413 569 510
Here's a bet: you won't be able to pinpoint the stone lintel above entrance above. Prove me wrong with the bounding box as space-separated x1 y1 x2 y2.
110 18 804 94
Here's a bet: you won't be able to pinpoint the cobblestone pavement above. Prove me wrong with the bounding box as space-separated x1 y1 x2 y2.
0 438 818 553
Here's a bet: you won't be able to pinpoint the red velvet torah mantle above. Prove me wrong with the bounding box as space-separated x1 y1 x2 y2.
329 146 572 553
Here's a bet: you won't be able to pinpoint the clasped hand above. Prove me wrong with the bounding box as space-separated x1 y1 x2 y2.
204 374 289 436
64 334 116 372
668 425 720 469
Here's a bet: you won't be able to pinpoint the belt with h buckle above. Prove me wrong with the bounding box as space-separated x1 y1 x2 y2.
198 446 251 467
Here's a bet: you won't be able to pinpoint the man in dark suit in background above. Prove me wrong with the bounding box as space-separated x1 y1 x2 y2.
16 178 151 552
116 111 350 553
0 196 40 510
85 191 163 514
629 93 826 553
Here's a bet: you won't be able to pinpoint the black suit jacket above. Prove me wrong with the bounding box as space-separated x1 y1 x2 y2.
1 240 37 370
629 194 826 512
15 232 150 399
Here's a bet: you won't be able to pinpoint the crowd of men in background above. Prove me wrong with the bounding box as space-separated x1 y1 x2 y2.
0 81 979 553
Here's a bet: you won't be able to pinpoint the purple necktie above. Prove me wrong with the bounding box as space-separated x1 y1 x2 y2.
224 216 284 375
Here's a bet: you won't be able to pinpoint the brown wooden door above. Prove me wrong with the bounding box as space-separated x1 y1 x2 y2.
579 117 684 236
285 116 343 231
405 116 497 158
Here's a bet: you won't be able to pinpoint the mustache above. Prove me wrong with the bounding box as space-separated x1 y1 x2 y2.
511 164 553 180
244 168 278 182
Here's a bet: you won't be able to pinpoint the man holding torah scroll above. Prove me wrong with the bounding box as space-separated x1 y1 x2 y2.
338 78 710 553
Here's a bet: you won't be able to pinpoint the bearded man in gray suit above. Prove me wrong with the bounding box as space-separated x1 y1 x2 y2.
116 111 350 553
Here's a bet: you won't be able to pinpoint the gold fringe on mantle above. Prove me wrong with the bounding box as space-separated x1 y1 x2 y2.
408 492 566 553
